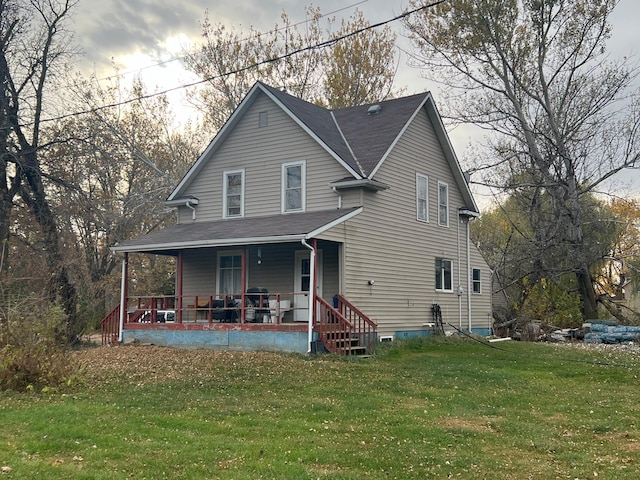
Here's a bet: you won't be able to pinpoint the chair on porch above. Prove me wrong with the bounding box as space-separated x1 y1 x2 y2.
212 296 239 323
246 287 270 323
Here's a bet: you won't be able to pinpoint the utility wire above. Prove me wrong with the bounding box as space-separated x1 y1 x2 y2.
35 0 447 126
97 0 369 83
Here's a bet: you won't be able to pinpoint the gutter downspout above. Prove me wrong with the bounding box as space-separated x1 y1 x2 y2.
118 253 128 343
331 186 343 210
457 215 462 330
301 237 316 353
458 209 480 332
186 200 197 221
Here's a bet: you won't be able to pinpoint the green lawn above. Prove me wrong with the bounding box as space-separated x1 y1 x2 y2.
1 337 639 479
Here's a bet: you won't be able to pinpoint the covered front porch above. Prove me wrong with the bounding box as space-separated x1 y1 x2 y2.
104 208 376 354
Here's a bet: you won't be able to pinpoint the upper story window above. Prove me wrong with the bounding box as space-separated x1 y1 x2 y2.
438 181 449 227
472 268 481 294
223 169 244 218
416 173 429 222
436 258 453 292
282 161 306 213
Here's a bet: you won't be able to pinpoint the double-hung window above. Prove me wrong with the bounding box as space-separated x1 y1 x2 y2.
438 181 449 227
472 268 481 294
217 252 242 296
282 161 305 213
416 173 429 222
436 258 453 292
223 169 244 218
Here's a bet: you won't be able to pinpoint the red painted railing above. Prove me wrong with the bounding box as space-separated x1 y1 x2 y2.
99 292 376 354
314 295 377 355
99 293 298 344
100 304 120 346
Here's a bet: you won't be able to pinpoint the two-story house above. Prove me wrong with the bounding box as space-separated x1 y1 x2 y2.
103 82 492 354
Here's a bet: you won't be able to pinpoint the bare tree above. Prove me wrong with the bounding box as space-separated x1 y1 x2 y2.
184 6 400 133
405 0 640 319
48 75 201 320
0 0 81 341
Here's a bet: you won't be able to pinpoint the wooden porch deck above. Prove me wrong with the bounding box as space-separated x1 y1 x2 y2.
101 293 377 355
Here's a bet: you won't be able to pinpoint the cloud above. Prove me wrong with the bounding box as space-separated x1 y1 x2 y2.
74 0 212 71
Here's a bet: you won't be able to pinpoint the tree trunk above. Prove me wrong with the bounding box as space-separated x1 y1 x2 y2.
21 158 80 343
576 267 598 320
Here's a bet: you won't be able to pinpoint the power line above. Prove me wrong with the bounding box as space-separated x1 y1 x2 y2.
96 0 369 83
37 0 447 126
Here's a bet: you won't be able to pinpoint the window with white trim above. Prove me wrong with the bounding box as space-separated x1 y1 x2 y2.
416 173 429 222
472 268 481 294
438 181 449 226
282 161 305 212
436 258 453 291
223 169 244 218
217 252 242 296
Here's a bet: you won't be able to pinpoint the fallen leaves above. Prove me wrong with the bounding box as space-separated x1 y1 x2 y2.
72 344 317 390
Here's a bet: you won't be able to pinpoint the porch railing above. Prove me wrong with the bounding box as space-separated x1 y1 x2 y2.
314 294 377 355
99 292 377 354
101 304 121 346
117 292 299 326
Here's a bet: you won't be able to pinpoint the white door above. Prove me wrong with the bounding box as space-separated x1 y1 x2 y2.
294 250 322 321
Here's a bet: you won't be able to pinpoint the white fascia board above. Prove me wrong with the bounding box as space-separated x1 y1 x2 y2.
459 208 480 218
424 96 480 213
368 94 430 179
164 197 199 207
331 111 365 177
305 207 363 239
259 86 363 180
328 179 389 191
110 234 307 254
167 84 262 201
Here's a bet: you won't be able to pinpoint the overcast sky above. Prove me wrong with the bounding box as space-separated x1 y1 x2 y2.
70 0 640 198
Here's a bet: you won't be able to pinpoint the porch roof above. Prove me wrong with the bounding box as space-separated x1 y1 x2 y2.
111 207 362 254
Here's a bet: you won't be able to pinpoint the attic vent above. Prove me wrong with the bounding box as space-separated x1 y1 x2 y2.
259 111 268 127
367 104 382 115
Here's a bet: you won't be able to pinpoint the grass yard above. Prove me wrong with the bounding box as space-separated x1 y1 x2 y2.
0 337 639 479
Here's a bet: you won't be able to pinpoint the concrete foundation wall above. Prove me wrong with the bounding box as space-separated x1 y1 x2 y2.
122 329 309 353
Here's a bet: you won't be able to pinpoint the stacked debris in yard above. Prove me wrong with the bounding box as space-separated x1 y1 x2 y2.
584 322 640 344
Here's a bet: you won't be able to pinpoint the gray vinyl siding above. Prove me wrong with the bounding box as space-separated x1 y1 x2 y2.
179 93 348 223
181 242 339 306
332 108 491 335
175 93 490 334
182 248 216 295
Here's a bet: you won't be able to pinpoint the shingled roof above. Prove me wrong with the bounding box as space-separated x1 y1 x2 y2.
112 207 362 254
261 83 429 178
167 82 476 213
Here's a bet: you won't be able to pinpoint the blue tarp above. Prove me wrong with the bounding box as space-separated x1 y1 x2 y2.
585 323 640 344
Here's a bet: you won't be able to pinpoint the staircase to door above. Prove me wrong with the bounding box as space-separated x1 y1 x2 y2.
314 295 377 355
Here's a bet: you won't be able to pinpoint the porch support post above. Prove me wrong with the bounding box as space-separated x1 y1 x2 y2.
177 251 184 323
241 248 247 322
118 252 128 343
302 238 316 353
466 218 472 332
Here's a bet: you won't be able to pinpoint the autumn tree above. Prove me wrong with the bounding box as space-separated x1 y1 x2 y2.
595 198 640 323
46 75 201 324
472 192 621 331
184 6 399 133
405 0 640 319
0 0 81 341
323 10 397 109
